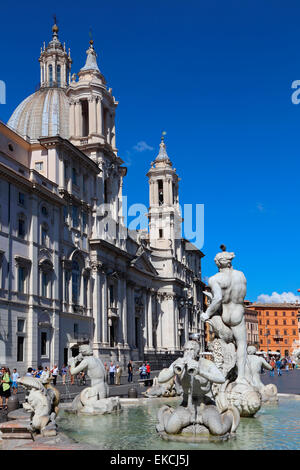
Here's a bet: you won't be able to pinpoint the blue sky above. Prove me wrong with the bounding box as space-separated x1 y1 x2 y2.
1 0 300 301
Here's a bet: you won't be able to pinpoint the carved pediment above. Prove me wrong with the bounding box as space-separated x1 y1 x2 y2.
130 252 158 276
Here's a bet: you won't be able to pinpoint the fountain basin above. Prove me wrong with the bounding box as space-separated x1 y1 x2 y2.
57 395 300 450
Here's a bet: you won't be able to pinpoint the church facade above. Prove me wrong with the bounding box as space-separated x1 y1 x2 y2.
0 23 205 373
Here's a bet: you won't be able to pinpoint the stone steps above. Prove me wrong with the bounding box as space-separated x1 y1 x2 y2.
0 420 33 440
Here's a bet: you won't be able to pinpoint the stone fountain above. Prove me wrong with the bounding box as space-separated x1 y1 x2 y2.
156 246 278 442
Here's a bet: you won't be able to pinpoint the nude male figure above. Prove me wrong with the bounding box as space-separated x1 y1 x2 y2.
200 246 248 384
68 344 109 401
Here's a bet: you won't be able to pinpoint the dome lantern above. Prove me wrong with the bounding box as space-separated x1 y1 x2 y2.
38 19 72 89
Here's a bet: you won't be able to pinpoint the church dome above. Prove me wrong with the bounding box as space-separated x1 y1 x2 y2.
7 87 70 141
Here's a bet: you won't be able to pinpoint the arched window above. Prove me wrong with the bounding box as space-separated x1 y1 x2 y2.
49 65 53 86
72 259 81 304
57 64 61 87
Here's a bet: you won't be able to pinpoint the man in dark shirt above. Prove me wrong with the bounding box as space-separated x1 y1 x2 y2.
127 360 133 382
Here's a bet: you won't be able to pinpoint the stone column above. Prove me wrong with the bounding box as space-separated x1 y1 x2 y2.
88 97 96 135
58 156 65 189
142 290 148 352
69 100 75 137
27 194 38 368
101 271 108 345
111 112 116 148
147 290 154 350
97 97 103 135
122 277 128 347
91 262 102 351
117 277 123 345
163 180 169 205
75 100 82 137
154 181 159 205
107 112 111 144
156 295 163 349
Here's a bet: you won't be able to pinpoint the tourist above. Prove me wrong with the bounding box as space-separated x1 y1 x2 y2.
34 366 43 378
146 362 151 379
269 358 275 377
115 364 122 385
69 365 74 385
109 362 116 385
103 362 109 383
139 363 147 380
276 358 282 376
51 364 59 386
40 366 50 382
11 368 20 394
60 364 68 385
25 367 33 376
127 360 133 383
0 367 11 410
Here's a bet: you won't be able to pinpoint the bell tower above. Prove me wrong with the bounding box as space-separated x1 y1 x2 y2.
66 39 118 152
147 134 182 252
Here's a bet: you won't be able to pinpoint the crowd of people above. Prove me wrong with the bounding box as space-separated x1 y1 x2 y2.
0 359 152 405
102 361 151 385
266 355 297 377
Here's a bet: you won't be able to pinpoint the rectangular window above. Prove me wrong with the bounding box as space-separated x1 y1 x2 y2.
109 285 114 306
42 272 48 297
41 332 47 356
283 312 286 316
83 277 88 307
17 336 24 362
63 206 68 223
104 179 108 204
18 219 25 238
35 162 43 171
82 212 87 232
18 192 25 205
72 206 79 228
17 319 25 332
41 227 47 246
159 229 163 239
18 267 25 293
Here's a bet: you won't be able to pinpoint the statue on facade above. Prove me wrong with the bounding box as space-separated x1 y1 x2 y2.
68 344 121 415
200 246 262 417
18 375 59 436
156 340 240 441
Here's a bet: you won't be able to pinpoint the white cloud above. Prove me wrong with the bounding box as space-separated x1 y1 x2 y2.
256 202 265 213
257 291 300 304
133 141 154 152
